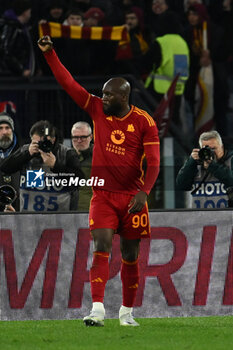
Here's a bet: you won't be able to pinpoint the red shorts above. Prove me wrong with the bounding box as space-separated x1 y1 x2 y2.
89 190 151 240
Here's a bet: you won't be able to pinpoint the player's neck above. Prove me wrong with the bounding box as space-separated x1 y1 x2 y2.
116 105 131 118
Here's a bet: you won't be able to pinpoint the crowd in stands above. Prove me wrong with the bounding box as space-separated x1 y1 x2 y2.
1 0 233 212
0 0 233 139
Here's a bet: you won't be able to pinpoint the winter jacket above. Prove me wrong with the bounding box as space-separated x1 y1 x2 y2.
0 10 35 76
176 149 233 208
0 133 20 210
0 140 84 211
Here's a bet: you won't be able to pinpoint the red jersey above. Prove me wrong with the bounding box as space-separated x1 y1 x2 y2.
44 50 160 195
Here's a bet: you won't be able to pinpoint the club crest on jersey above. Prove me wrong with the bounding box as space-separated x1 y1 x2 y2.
111 130 125 145
127 124 135 132
26 168 45 188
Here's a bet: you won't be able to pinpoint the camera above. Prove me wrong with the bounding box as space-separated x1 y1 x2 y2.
38 127 53 153
198 145 215 162
0 185 17 211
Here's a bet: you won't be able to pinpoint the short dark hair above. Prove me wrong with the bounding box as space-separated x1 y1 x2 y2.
65 8 83 19
30 120 56 138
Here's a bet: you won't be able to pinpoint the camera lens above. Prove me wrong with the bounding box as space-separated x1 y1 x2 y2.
198 146 214 162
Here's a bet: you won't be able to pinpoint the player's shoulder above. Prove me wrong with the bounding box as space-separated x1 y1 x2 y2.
132 106 156 127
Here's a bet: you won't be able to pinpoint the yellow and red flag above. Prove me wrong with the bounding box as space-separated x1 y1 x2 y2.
39 22 128 41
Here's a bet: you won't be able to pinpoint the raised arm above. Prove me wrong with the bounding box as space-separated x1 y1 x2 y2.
37 36 90 109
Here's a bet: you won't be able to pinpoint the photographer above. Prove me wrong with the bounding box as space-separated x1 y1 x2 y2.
0 112 20 210
0 120 84 212
176 131 233 208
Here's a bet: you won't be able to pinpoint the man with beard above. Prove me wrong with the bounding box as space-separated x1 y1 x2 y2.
0 112 20 210
0 120 84 212
115 9 149 76
37 35 160 327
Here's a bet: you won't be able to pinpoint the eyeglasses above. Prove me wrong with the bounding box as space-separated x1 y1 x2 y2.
71 134 91 141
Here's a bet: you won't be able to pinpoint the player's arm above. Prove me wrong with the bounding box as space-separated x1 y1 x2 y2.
141 142 160 195
37 36 90 109
128 127 160 213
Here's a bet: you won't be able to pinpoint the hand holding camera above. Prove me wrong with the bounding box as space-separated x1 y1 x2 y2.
198 146 215 162
29 127 56 167
29 140 39 155
191 148 200 161
191 146 215 169
0 185 17 212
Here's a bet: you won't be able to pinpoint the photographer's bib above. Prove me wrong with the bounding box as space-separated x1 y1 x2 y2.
190 163 228 208
19 174 72 212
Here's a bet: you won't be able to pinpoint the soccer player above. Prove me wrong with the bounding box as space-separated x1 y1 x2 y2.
38 36 160 327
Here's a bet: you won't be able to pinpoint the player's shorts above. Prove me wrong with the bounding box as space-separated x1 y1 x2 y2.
89 189 151 240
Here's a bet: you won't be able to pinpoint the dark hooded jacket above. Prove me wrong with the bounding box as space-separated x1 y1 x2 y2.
0 9 35 76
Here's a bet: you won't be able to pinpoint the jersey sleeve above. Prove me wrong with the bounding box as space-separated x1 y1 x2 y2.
141 118 160 195
44 49 94 110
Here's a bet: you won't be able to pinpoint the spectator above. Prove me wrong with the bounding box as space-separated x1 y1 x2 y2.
82 7 115 75
151 0 169 15
184 0 203 12
58 9 89 75
71 121 93 211
144 11 189 127
106 0 144 26
83 6 105 26
0 120 84 212
176 130 233 208
114 9 149 76
184 3 229 136
37 0 67 75
146 0 170 40
63 8 84 26
40 0 66 23
0 112 20 211
0 0 35 77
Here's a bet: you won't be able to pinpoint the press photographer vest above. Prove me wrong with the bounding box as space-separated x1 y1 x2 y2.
145 34 189 95
19 144 77 212
190 155 233 208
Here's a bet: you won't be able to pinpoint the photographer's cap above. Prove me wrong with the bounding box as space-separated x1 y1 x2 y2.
0 112 14 131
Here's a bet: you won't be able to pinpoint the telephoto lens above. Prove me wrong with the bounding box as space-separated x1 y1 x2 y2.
0 185 17 211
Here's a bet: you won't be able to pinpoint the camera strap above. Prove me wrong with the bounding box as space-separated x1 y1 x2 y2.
191 171 210 195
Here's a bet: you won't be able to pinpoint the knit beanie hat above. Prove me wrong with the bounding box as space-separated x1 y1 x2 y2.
0 112 14 130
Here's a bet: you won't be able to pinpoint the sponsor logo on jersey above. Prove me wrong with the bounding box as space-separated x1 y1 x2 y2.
111 130 125 145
